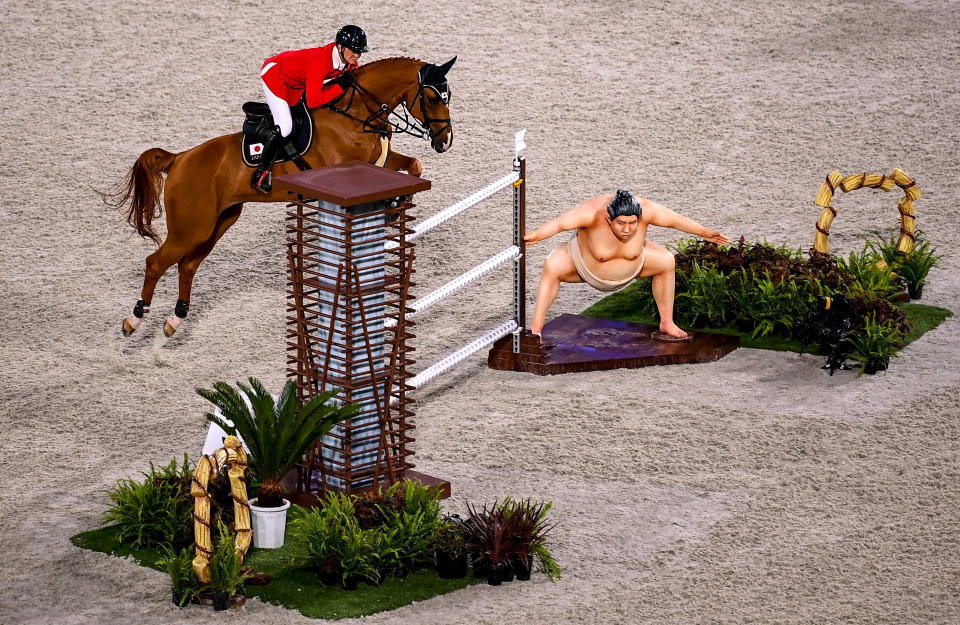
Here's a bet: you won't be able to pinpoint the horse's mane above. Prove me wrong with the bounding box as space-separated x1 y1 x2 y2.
355 57 424 74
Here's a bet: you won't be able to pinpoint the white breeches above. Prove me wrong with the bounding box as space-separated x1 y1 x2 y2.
260 62 293 137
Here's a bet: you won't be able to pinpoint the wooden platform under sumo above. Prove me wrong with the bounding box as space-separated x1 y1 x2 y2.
488 314 740 375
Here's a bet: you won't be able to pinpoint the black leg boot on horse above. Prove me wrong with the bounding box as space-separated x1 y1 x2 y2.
251 126 286 193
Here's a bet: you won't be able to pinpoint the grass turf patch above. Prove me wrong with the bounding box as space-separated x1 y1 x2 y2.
581 281 952 354
71 525 477 619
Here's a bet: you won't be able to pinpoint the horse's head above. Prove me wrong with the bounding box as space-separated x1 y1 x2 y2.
412 57 456 152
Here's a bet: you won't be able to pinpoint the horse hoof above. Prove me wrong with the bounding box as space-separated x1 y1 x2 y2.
122 315 141 337
163 315 183 337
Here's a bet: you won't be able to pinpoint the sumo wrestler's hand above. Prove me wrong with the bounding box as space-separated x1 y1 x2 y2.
701 229 731 245
523 229 546 245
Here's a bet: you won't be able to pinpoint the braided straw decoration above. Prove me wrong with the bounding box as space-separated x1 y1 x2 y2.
812 168 921 254
190 436 252 583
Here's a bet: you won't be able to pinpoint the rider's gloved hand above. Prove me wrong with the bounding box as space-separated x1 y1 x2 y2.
332 72 355 89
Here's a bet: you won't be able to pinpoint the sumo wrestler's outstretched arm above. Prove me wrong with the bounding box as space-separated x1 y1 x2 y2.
641 198 730 245
523 199 600 245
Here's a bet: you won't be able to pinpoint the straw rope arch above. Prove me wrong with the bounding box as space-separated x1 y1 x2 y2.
190 436 252 583
812 168 921 255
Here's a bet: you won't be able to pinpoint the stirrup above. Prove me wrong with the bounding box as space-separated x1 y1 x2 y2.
253 169 273 193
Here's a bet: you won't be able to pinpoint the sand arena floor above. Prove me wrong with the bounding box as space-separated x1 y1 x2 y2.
1 1 959 623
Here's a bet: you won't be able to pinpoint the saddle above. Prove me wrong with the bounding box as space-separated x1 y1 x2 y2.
240 98 313 168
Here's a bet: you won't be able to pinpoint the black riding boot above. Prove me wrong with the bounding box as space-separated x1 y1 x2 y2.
251 126 286 193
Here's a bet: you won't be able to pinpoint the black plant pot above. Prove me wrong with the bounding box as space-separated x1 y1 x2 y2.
342 575 361 591
212 591 230 611
172 587 186 607
485 563 503 586
735 318 753 333
393 563 410 579
862 359 889 375
437 551 469 579
908 283 924 299
499 561 515 583
511 554 533 581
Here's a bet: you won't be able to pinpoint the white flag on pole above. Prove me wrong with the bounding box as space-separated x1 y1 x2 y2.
515 128 527 155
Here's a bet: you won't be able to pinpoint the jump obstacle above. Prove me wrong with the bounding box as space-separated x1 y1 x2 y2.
275 157 526 495
275 153 737 493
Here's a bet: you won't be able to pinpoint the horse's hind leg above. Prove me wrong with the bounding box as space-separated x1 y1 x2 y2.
162 204 244 337
122 237 197 336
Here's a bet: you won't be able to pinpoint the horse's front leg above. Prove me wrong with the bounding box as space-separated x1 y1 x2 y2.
383 150 423 177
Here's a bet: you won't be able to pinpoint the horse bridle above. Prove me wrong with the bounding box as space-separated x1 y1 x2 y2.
325 75 451 141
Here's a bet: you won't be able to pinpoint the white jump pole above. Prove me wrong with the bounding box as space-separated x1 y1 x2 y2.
408 320 518 389
384 245 520 327
401 132 528 387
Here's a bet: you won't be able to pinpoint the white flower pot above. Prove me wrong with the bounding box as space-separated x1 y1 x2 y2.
249 498 291 548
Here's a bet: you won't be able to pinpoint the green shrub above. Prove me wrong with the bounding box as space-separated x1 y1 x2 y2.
208 520 251 595
103 455 194 550
675 261 731 326
896 238 941 293
865 230 903 266
289 483 446 585
156 545 202 606
381 507 438 569
732 271 808 339
336 522 381 584
836 246 900 301
843 312 904 374
431 519 468 559
399 479 443 523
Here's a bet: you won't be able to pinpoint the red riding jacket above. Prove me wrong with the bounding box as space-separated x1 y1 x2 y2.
261 42 358 108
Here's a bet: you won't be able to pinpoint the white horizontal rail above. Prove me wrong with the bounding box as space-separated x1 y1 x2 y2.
386 170 520 249
408 320 517 389
385 246 520 328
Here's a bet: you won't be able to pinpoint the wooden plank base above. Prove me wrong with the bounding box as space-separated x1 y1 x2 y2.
488 314 739 375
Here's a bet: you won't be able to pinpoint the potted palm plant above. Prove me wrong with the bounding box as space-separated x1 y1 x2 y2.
196 377 360 548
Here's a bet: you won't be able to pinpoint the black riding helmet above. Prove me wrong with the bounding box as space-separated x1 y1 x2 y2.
335 25 369 54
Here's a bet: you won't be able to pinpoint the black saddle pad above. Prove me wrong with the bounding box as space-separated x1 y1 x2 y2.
240 99 313 167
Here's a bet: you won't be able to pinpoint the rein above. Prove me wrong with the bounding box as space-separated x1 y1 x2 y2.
324 77 450 141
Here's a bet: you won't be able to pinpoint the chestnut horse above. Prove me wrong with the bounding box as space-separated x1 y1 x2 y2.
105 56 455 337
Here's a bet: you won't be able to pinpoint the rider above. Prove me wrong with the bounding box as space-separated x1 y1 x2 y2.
253 25 369 193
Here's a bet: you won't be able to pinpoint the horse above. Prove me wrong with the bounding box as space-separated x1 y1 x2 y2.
103 56 456 337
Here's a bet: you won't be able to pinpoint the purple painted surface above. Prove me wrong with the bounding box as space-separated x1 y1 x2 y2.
541 314 735 365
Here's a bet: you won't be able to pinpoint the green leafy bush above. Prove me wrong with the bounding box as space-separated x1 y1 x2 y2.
836 246 900 301
897 239 941 294
675 261 731 326
156 545 202 606
667 237 922 351
431 519 468 558
866 230 903 267
103 455 194 549
844 312 904 374
208 520 252 595
289 480 446 586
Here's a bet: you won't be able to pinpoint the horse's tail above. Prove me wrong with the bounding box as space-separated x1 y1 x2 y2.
98 148 178 246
